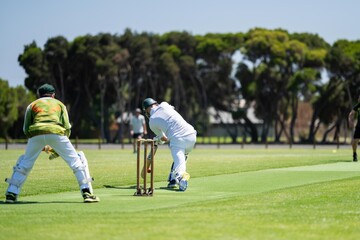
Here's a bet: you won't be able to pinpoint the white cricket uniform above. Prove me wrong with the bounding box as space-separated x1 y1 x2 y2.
149 102 197 178
7 134 91 195
130 114 146 134
6 96 94 196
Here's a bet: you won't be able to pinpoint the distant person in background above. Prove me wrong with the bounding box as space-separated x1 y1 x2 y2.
4 83 99 203
348 95 360 162
130 108 147 153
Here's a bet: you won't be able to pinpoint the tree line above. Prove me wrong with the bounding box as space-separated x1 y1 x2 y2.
1 28 360 144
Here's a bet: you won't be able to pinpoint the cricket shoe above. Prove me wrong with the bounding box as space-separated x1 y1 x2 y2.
5 192 17 203
167 179 177 189
82 188 100 203
178 172 190 192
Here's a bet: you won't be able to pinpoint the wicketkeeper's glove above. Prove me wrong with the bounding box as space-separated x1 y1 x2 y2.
43 145 60 160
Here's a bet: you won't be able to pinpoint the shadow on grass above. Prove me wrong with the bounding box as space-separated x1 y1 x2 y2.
0 201 82 205
159 186 179 192
104 184 180 192
103 184 135 189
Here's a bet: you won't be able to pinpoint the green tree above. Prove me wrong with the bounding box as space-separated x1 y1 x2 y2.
44 36 69 102
285 39 327 142
117 30 164 112
18 41 49 92
160 31 200 123
67 34 103 137
238 28 290 142
0 79 19 140
320 39 360 143
326 40 360 105
196 33 243 142
238 29 327 143
16 28 357 145
314 78 347 143
8 86 36 139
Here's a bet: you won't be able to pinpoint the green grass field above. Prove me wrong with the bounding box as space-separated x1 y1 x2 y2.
1 145 360 240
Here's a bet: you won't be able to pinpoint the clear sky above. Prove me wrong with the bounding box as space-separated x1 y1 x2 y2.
1 0 359 87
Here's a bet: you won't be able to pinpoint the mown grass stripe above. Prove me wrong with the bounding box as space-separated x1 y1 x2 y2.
11 162 360 213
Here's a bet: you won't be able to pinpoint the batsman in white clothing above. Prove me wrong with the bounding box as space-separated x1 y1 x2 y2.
142 98 197 191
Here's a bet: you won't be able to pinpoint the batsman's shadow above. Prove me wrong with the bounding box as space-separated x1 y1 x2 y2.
104 185 180 192
159 186 180 192
103 185 136 190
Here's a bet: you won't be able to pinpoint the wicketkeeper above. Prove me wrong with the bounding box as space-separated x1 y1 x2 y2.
4 83 99 203
142 98 197 191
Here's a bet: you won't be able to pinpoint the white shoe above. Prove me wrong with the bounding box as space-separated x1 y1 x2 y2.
178 172 190 191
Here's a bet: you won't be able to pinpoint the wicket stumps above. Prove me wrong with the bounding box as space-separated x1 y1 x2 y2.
134 139 155 196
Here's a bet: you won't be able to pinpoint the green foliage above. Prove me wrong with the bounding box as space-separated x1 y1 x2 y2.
0 79 19 137
45 36 68 61
166 44 181 58
238 28 330 143
285 39 307 62
288 68 320 93
312 78 347 125
196 37 228 63
326 41 360 99
324 40 360 138
290 32 330 49
6 28 359 144
159 52 180 76
18 42 48 91
304 48 327 67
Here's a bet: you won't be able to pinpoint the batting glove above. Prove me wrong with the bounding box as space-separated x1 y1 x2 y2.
153 136 165 145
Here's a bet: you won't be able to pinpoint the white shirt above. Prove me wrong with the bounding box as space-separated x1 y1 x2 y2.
149 102 196 142
130 114 146 133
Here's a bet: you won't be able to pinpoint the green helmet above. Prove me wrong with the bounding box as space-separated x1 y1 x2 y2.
142 98 157 110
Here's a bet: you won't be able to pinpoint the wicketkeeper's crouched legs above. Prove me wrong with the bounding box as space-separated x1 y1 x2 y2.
46 135 99 202
6 137 44 196
6 155 34 195
48 136 95 194
73 151 99 202
56 150 99 202
74 151 94 193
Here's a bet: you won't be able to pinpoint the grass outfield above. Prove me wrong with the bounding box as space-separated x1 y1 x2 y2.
1 146 360 239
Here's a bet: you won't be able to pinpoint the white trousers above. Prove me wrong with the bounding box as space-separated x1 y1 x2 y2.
169 133 197 178
7 134 91 195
